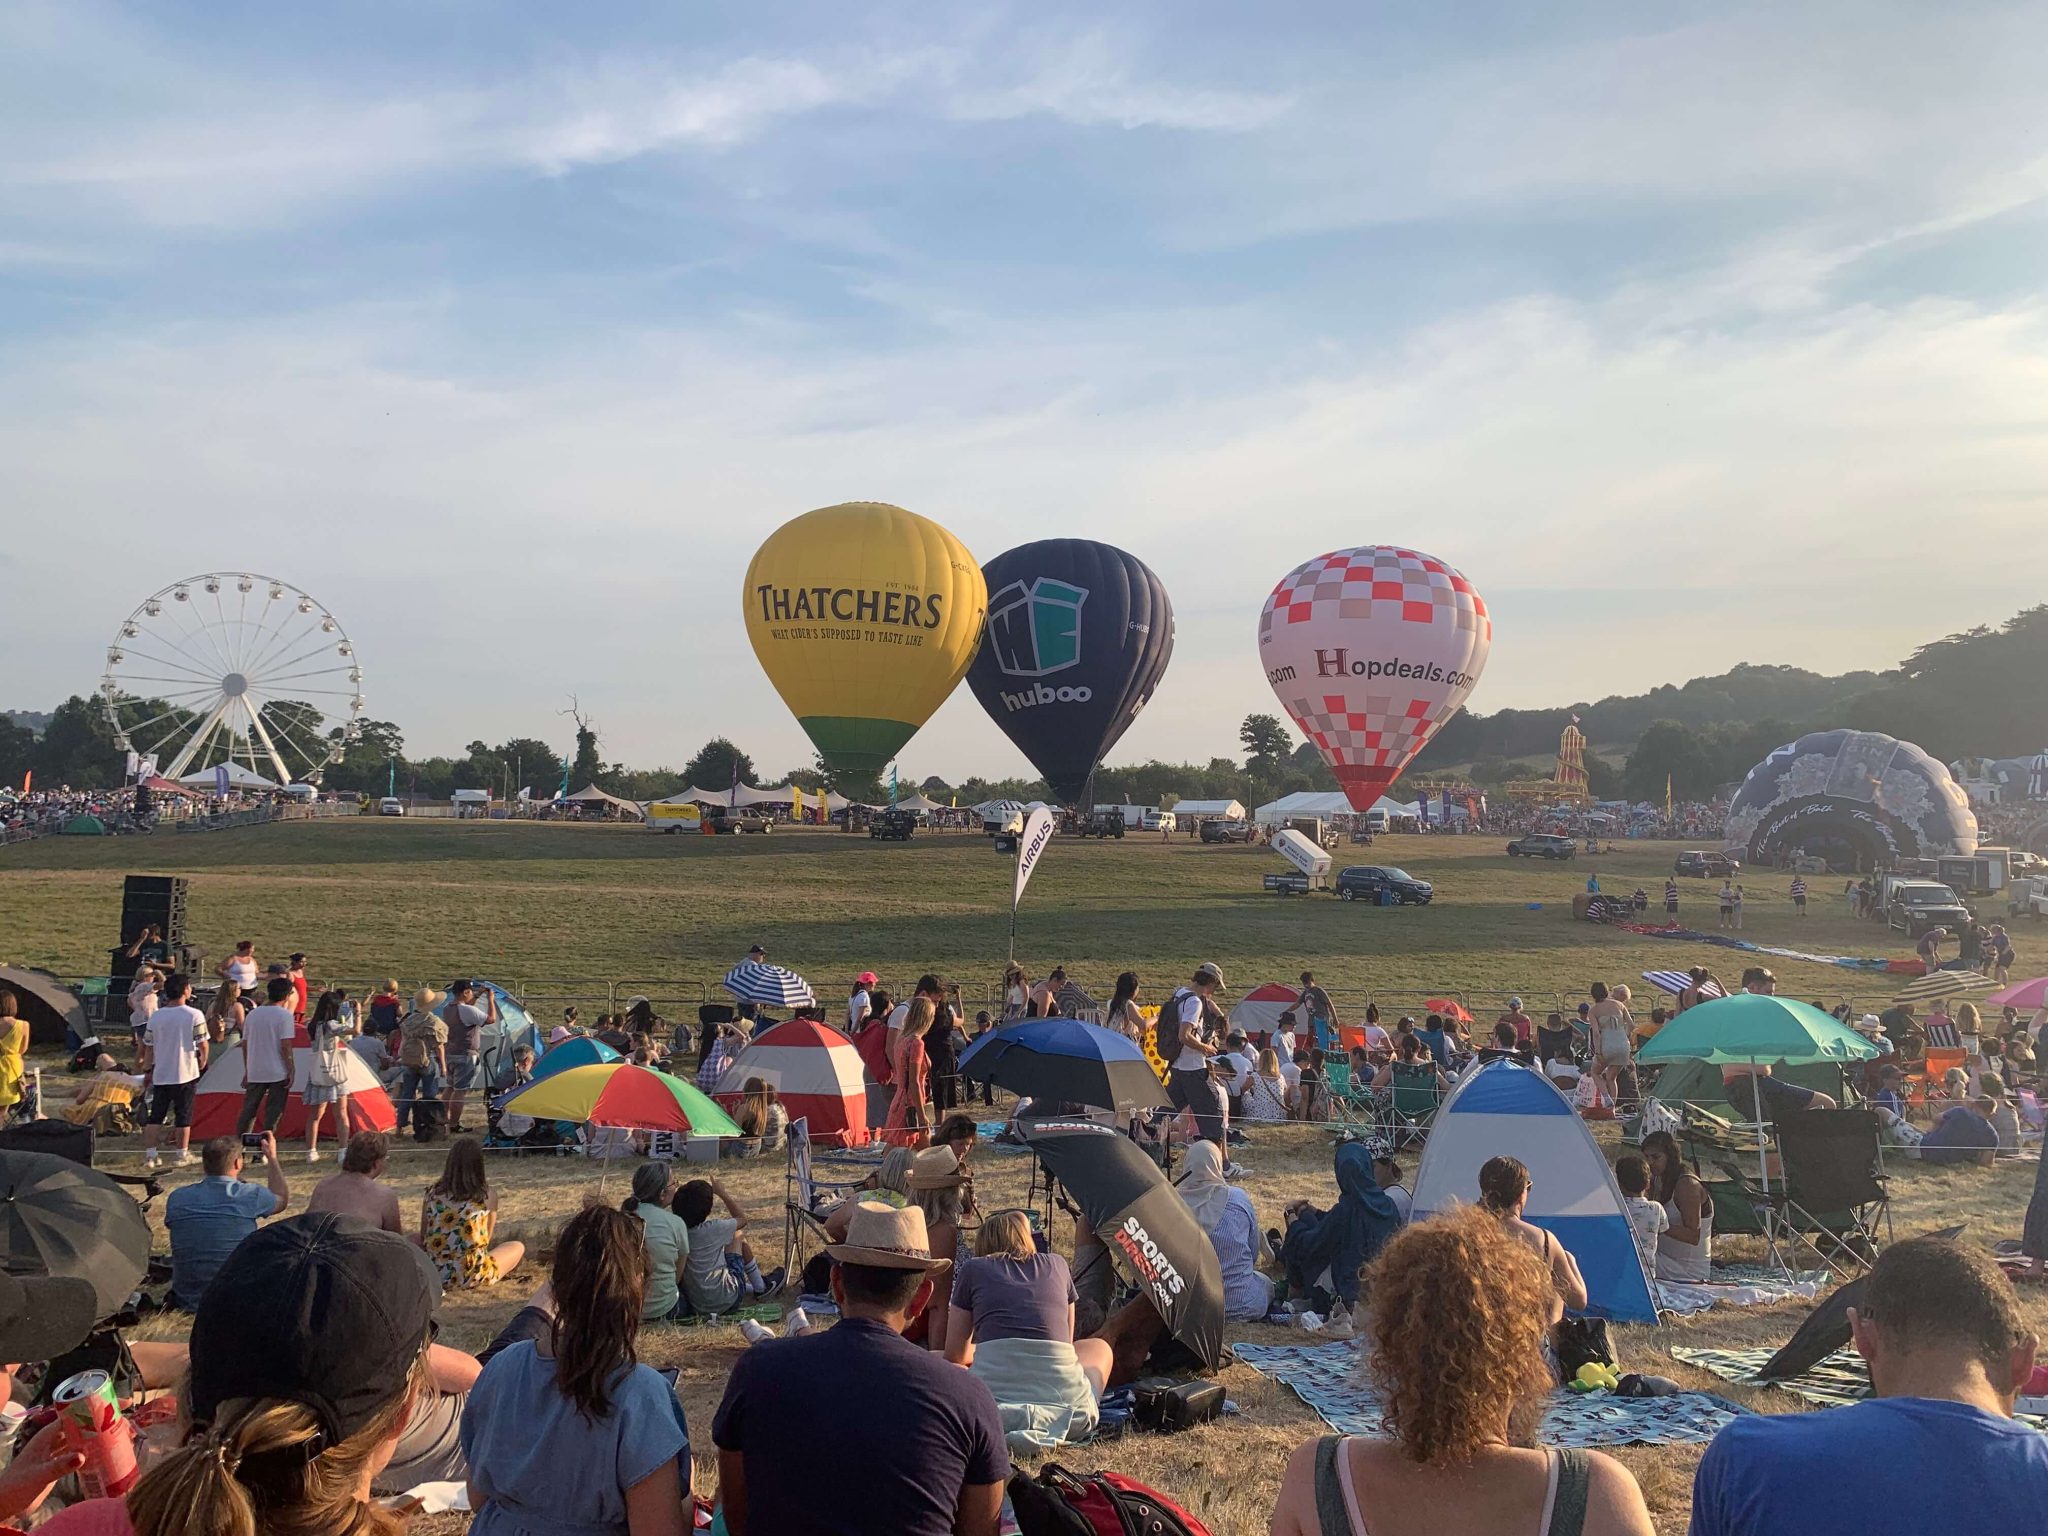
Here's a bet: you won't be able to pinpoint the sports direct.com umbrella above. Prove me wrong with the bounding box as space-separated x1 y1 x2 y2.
723 961 817 1009
1891 969 1996 1006
1022 1119 1223 1370
1635 994 1882 1067
958 1018 1171 1114
0 1150 153 1320
497 1063 742 1136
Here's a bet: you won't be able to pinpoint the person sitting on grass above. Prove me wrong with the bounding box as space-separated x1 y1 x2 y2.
1279 1140 1402 1330
35 1214 444 1536
420 1136 525 1291
713 1201 1008 1536
676 1175 782 1317
1175 1140 1272 1321
165 1132 292 1311
1240 1048 1292 1122
623 1162 692 1323
821 1146 916 1238
306 1129 403 1232
461 1206 692 1536
944 1208 1112 1450
1689 1236 2047 1534
1613 1153 1667 1283
1268 1207 1655 1536
727 1077 788 1157
1478 1155 1588 1313
904 1145 969 1348
1919 1096 2000 1168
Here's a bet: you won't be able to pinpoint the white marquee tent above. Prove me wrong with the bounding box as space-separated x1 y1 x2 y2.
1252 791 1418 826
1169 799 1246 820
178 762 277 791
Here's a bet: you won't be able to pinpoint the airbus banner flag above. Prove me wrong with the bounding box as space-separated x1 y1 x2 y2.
1013 805 1057 913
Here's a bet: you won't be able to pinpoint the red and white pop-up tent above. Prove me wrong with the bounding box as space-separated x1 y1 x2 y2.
715 1017 870 1147
190 1044 397 1140
1228 982 1303 1044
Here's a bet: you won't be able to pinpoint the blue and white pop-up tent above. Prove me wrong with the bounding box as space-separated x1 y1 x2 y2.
1411 1060 1657 1323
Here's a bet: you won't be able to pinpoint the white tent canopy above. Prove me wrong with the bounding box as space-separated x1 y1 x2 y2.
1169 799 1246 820
559 784 645 818
892 792 944 813
179 762 277 790
662 782 851 811
1253 791 1417 826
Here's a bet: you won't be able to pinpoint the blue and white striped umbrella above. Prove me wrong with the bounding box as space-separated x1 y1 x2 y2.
722 961 816 1008
1641 970 1726 1000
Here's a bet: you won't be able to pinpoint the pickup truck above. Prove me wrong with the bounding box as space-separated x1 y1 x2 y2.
2008 875 2048 920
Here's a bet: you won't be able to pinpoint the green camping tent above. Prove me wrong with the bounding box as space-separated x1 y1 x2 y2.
1646 1056 1851 1114
61 814 106 836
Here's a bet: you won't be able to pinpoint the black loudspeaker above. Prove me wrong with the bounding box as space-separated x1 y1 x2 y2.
120 874 188 950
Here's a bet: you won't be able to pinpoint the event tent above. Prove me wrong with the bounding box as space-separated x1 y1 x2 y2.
1412 1061 1656 1323
559 784 645 819
712 1017 869 1146
1228 982 1302 1040
1252 791 1419 826
892 792 945 813
178 763 277 790
1169 799 1246 821
660 782 853 811
190 1044 396 1139
0 966 88 1048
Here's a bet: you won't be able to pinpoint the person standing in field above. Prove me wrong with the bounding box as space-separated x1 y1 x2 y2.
1790 874 1807 916
1665 877 1680 917
1297 971 1336 1053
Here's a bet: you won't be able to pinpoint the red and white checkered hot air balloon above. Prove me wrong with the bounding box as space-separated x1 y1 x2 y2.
1257 546 1491 812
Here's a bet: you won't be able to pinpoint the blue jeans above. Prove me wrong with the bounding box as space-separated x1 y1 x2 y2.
397 1066 442 1130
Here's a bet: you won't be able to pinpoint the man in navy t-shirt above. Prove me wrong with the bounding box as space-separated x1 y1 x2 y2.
1919 1099 1999 1168
1689 1236 2047 1535
714 1202 1007 1536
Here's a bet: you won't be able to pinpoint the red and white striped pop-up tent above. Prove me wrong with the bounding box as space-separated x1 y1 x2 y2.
715 1017 870 1147
190 1044 397 1140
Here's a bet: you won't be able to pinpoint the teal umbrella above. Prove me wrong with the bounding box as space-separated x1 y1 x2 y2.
1636 993 1881 1066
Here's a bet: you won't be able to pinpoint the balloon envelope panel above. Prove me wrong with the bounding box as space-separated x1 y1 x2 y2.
965 539 1175 804
743 502 987 774
1257 546 1491 811
1723 728 1979 868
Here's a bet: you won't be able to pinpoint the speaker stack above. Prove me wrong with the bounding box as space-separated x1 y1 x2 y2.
120 874 189 951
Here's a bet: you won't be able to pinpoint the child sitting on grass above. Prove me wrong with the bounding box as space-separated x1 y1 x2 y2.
1615 1153 1667 1282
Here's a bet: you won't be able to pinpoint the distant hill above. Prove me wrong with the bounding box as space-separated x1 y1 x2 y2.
1415 605 2048 778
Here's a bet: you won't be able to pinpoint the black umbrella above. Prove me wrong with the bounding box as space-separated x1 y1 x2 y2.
0 1151 153 1320
958 1018 1171 1114
1023 1119 1223 1369
1759 1224 1966 1380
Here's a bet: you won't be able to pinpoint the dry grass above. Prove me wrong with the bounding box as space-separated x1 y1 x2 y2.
13 820 2042 1533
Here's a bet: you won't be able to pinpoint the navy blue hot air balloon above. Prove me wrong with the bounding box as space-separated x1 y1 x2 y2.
965 540 1175 805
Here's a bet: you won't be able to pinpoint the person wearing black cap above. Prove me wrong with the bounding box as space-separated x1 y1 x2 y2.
37 1213 438 1536
440 980 498 1137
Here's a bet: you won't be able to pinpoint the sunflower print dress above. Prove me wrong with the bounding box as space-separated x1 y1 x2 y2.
424 1194 498 1289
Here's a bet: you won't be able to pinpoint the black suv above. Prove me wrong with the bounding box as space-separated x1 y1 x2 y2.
1674 850 1739 877
1200 820 1253 843
1077 811 1126 839
1505 833 1575 860
1336 866 1434 905
868 809 918 841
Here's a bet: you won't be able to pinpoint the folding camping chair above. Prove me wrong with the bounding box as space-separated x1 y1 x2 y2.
1322 1060 1375 1130
1735 1109 1891 1276
780 1117 869 1276
1378 1062 1444 1148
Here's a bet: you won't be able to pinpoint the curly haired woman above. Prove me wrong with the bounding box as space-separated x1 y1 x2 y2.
1269 1207 1653 1536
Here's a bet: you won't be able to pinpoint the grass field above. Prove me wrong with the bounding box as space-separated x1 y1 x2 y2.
0 820 1936 1017
7 820 2040 1535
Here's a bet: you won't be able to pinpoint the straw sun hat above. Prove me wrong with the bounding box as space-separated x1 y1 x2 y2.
824 1202 952 1273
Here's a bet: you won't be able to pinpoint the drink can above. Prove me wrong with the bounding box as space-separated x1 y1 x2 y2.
52 1369 139 1499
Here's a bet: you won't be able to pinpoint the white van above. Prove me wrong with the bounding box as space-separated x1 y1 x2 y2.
377 797 405 817
1362 809 1390 834
1142 810 1177 832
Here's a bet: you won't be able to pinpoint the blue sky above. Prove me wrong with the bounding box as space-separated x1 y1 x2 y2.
5 2 2047 778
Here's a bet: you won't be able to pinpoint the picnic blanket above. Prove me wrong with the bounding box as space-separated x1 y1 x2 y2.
1654 1270 1827 1316
973 1337 1100 1453
1671 1345 2048 1431
1235 1341 1752 1447
674 1298 784 1329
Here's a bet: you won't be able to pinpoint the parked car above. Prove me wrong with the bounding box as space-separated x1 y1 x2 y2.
1336 866 1434 905
1078 810 1127 839
1505 833 1575 860
377 797 406 817
1886 881 1972 938
1200 820 1253 844
869 809 918 841
704 809 772 835
1674 850 1740 877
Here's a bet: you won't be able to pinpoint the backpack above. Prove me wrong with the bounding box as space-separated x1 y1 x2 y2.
1008 1464 1215 1536
399 1011 436 1069
1155 989 1193 1065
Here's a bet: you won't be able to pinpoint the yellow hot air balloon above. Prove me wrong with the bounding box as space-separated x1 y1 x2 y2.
744 502 987 775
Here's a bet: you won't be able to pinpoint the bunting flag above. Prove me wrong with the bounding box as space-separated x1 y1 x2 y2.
1666 774 1674 821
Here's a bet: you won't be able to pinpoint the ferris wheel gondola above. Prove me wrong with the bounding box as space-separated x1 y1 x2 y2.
99 573 365 787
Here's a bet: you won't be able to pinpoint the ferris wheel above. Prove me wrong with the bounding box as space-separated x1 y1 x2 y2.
100 573 365 787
